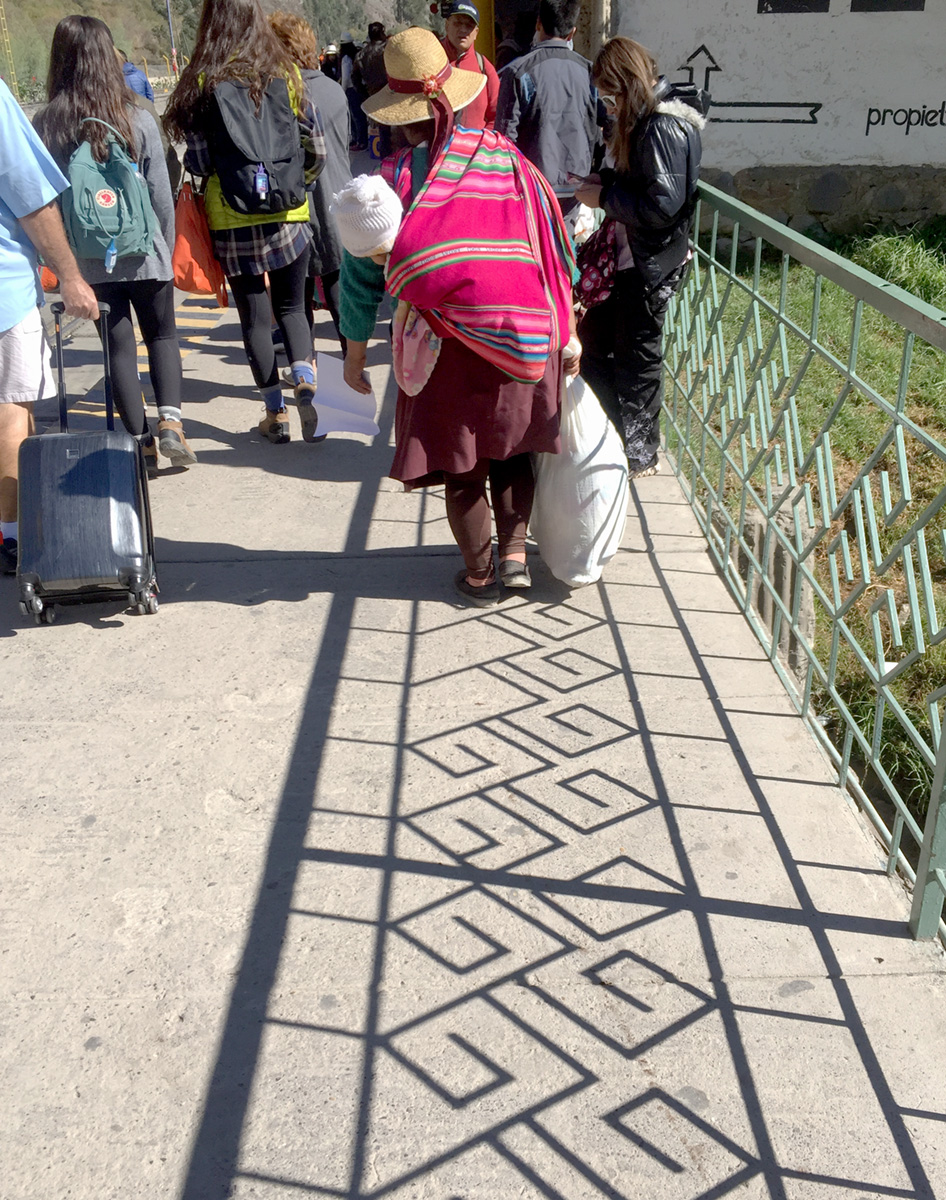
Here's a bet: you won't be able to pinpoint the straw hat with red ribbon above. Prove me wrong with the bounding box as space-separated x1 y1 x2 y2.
362 26 485 126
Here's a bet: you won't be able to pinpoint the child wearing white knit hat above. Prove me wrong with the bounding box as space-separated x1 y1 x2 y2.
331 175 403 262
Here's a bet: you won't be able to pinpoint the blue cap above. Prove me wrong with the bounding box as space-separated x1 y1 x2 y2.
445 0 480 22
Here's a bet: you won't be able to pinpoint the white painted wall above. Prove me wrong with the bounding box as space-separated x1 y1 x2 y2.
613 0 946 171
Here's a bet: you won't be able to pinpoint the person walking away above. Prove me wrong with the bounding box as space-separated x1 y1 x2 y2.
354 23 391 156
495 0 602 235
573 37 706 477
495 10 537 70
0 78 99 575
35 16 196 471
337 28 580 606
270 11 351 356
164 0 326 446
353 24 388 98
117 48 154 101
341 35 368 151
321 44 340 82
440 1 498 130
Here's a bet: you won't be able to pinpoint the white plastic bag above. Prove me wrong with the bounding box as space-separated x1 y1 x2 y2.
530 375 629 586
573 203 601 246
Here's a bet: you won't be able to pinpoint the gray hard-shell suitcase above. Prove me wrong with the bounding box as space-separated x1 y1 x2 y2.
16 302 158 624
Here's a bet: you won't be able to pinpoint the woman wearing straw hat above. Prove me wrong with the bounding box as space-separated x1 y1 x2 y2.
338 27 580 607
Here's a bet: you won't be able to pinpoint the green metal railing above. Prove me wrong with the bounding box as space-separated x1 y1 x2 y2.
662 182 946 941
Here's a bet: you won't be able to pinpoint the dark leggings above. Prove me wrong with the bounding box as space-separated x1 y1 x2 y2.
228 251 311 390
305 268 347 356
443 454 534 578
93 278 181 437
347 87 368 146
578 267 669 472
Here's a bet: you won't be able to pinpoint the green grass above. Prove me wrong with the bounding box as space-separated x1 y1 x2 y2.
666 225 946 838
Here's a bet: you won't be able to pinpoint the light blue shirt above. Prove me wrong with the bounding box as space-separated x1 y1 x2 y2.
0 79 69 333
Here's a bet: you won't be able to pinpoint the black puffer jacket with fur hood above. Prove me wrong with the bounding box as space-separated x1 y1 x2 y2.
599 77 708 295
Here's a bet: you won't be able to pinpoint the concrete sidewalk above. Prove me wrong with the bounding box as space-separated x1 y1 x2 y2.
2 301 945 1200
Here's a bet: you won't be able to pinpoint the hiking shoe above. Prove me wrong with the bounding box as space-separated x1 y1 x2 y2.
0 538 17 576
258 407 290 444
293 381 323 443
141 434 159 478
157 419 198 467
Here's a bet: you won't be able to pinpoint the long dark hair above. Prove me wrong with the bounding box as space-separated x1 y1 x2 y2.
35 15 136 166
164 0 298 139
593 37 657 173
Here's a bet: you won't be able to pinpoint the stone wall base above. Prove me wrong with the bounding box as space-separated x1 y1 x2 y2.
702 165 945 237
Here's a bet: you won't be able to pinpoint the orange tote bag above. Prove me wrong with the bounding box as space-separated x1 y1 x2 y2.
172 181 228 308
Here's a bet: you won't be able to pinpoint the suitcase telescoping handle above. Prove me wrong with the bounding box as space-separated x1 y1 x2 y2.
50 301 113 434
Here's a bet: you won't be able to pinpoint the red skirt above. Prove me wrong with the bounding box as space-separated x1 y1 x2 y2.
390 337 563 490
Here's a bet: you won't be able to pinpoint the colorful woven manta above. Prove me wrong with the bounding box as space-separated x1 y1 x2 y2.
383 127 576 384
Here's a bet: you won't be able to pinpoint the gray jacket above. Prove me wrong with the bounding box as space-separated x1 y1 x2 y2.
495 40 601 211
76 106 175 286
301 67 351 276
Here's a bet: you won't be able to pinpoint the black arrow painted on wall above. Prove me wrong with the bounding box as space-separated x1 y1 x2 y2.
678 45 822 124
712 102 823 123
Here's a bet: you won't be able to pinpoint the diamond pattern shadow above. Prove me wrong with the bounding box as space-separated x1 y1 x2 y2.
177 403 940 1200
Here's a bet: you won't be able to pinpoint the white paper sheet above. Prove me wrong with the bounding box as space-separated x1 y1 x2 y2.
311 353 380 437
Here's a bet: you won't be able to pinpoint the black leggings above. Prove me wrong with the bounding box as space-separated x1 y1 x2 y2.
93 278 181 438
228 251 311 390
578 267 670 472
305 268 347 356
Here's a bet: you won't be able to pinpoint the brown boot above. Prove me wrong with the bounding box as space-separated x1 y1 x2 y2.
293 380 322 443
157 419 198 466
258 406 290 444
142 434 159 478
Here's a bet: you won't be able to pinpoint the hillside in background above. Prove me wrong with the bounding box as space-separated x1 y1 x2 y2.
4 0 434 101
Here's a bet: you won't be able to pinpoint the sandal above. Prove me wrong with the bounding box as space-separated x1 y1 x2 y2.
454 570 501 607
629 456 660 479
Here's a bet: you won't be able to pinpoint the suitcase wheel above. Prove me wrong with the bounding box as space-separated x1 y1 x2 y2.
20 592 45 619
136 594 159 616
34 606 56 626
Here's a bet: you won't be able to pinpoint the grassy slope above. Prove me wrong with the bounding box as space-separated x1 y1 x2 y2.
681 227 946 829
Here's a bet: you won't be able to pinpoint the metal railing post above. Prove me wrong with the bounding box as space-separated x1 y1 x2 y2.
909 728 946 939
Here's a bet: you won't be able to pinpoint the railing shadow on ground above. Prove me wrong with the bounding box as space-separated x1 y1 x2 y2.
175 373 943 1198
662 184 946 943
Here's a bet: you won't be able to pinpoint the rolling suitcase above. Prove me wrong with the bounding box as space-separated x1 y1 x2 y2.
17 302 158 625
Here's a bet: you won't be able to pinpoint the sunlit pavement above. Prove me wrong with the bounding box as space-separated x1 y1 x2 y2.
2 295 945 1200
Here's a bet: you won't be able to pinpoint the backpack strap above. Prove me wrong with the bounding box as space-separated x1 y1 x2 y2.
475 51 484 73
79 116 127 148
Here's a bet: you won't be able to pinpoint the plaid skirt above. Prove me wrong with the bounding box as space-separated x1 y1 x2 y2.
212 221 313 279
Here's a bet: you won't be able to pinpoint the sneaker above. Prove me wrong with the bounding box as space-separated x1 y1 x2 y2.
0 538 17 576
293 380 323 443
258 406 290 444
157 419 198 467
